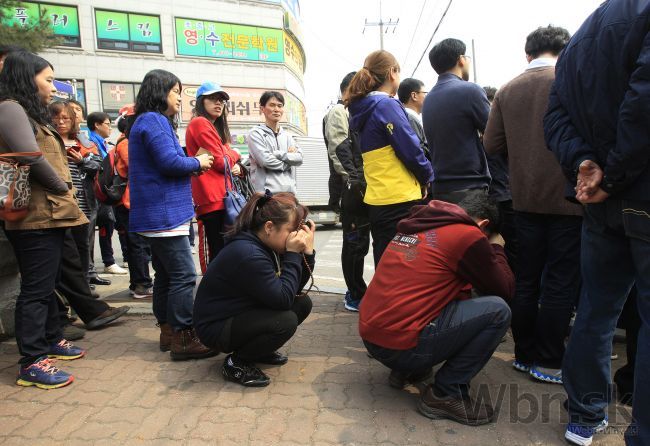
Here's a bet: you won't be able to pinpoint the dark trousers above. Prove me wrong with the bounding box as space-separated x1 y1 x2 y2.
199 210 227 262
498 200 517 271
5 227 66 365
364 296 511 397
114 205 152 288
432 187 488 205
70 223 91 280
614 287 640 404
148 235 196 331
57 230 110 324
216 296 312 362
511 211 582 369
98 204 128 267
368 200 420 266
87 209 98 278
340 187 370 301
562 199 650 445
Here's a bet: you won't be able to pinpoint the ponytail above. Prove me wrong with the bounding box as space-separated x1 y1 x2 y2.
343 50 400 106
227 191 309 237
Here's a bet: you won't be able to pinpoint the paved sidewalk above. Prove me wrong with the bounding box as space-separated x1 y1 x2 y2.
0 293 627 445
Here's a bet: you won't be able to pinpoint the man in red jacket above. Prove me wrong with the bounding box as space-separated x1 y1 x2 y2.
359 196 514 426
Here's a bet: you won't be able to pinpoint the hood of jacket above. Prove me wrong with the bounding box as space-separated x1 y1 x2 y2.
348 92 389 133
397 200 478 234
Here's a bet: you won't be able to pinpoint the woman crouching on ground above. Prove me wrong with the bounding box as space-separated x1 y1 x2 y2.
194 191 316 387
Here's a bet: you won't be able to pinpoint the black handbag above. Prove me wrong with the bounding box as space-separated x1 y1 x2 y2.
223 155 247 226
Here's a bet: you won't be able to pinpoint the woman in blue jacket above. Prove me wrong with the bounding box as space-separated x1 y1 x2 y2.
194 191 316 387
127 69 215 360
344 50 434 266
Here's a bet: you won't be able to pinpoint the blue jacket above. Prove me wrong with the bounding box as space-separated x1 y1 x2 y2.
88 130 108 159
349 92 433 206
422 73 491 194
193 231 315 347
127 112 200 232
544 0 650 200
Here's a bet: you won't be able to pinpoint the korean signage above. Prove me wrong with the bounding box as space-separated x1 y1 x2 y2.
180 85 307 134
283 31 305 76
2 2 80 47
95 9 161 53
175 18 284 63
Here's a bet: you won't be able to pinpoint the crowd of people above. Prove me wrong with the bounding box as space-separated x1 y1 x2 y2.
0 1 648 445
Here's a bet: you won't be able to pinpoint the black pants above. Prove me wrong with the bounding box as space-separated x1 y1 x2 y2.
217 296 312 362
199 210 227 262
340 187 370 301
114 205 152 288
511 211 582 368
70 223 91 281
57 229 110 325
432 187 488 205
498 200 517 272
367 200 420 266
5 227 66 365
614 286 641 402
98 204 128 267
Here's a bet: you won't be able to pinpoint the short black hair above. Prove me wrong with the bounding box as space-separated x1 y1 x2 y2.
87 111 110 132
398 78 425 104
457 193 500 235
525 25 571 58
135 69 182 117
483 86 497 102
429 38 466 75
0 45 24 58
340 72 356 95
259 91 285 107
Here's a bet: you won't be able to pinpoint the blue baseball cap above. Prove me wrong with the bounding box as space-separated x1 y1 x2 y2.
196 82 230 100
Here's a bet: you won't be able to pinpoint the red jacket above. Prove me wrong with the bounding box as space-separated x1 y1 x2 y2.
359 200 514 350
186 116 241 216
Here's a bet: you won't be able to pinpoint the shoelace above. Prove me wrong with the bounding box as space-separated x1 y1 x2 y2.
57 339 74 349
30 358 59 375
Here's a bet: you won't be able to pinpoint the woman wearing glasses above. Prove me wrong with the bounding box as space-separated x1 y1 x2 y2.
185 82 242 268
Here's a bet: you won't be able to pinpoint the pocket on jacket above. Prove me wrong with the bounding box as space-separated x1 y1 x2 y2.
622 200 650 242
46 191 81 220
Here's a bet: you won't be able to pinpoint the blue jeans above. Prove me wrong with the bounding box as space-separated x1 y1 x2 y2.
147 236 196 331
562 199 650 445
364 296 511 397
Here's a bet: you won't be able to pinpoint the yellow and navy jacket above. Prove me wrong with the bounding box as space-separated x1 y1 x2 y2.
349 92 433 206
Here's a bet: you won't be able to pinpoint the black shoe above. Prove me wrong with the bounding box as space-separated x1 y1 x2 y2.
417 385 495 426
89 276 111 286
85 306 130 330
222 354 270 387
255 351 288 365
389 368 433 389
63 323 86 341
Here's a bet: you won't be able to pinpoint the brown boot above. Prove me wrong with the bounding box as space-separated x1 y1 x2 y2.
158 323 173 352
417 385 495 426
170 327 217 361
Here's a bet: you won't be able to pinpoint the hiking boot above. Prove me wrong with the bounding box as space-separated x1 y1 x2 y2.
388 368 433 389
131 284 153 300
158 323 173 352
222 354 270 387
170 327 217 361
85 306 130 330
530 366 562 384
16 357 74 389
255 351 288 365
417 385 495 426
62 323 86 341
47 339 85 360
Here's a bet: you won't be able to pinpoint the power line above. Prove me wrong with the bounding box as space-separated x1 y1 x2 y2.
402 0 428 69
363 0 399 50
410 0 454 77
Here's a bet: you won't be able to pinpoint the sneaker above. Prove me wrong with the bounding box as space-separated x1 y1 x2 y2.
417 385 495 426
344 292 361 312
131 284 153 299
222 354 270 387
565 418 608 446
389 368 433 389
191 246 197 254
62 323 86 341
255 351 288 365
530 366 562 384
104 264 128 275
16 357 74 389
85 306 130 330
512 360 531 373
48 339 85 360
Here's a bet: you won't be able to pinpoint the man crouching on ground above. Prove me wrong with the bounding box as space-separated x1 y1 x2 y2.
359 195 514 425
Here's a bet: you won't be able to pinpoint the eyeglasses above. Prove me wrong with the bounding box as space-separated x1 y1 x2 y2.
418 90 428 95
55 116 71 122
204 96 228 105
462 54 472 61
102 121 111 126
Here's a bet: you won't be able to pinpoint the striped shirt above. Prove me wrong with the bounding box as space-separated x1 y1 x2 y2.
66 143 90 216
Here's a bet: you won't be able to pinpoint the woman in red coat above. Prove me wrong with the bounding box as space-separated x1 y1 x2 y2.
186 82 242 269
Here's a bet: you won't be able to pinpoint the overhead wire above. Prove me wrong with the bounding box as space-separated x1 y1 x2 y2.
410 0 454 77
401 0 429 69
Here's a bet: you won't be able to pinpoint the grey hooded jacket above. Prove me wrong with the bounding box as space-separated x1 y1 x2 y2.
247 124 303 194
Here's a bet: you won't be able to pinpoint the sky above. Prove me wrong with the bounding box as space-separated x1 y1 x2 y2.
300 0 605 136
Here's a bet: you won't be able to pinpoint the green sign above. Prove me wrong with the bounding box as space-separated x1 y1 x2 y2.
2 2 80 45
95 10 161 44
175 18 285 64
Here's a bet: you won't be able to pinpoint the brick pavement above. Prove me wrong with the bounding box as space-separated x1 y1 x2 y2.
0 292 628 445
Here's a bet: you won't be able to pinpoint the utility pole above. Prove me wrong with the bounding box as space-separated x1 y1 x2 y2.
363 0 399 50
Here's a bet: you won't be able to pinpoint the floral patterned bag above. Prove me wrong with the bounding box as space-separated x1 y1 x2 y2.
0 152 39 222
